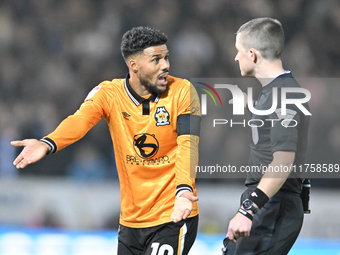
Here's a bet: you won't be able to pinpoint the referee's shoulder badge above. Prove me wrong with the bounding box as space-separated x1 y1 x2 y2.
155 106 170 126
85 86 101 102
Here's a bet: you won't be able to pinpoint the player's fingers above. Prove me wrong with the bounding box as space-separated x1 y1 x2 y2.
14 153 33 169
13 154 24 166
179 192 198 203
182 209 191 219
10 140 25 147
171 213 182 223
189 194 198 202
171 218 179 223
229 99 233 105
15 159 26 169
171 210 181 222
17 159 31 169
16 161 24 169
177 210 186 221
171 209 189 223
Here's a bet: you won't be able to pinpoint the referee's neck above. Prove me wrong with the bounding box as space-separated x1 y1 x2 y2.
254 59 285 86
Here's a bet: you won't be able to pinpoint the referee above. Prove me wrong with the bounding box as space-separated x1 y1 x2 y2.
226 18 310 255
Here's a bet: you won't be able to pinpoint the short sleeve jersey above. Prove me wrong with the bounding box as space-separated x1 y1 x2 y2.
43 74 201 228
246 72 310 194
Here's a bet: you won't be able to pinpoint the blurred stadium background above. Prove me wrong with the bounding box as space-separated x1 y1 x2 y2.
0 0 340 254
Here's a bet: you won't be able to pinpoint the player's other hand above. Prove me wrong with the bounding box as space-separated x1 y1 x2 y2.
171 191 198 223
226 212 252 243
11 139 50 169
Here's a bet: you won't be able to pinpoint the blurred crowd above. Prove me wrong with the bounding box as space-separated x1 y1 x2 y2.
0 0 339 186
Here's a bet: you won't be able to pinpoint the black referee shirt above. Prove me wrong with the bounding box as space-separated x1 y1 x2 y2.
246 72 310 194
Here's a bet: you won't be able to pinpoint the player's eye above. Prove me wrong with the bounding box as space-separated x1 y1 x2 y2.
152 58 160 63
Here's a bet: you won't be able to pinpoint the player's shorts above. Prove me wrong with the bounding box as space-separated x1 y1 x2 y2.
117 215 198 255
234 187 303 255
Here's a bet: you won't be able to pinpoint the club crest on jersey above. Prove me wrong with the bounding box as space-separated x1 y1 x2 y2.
155 106 170 126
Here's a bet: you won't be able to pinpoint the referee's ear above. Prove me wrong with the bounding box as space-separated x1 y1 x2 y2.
249 48 258 63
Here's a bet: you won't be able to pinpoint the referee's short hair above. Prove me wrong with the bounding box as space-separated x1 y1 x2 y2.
237 17 285 60
121 27 168 61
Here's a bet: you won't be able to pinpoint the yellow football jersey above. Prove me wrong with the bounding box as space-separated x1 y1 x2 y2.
42 74 201 228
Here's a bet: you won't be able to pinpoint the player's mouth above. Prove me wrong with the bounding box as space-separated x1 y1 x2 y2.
158 72 168 85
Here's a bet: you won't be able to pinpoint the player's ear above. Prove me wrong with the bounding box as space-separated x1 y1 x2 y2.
128 58 138 73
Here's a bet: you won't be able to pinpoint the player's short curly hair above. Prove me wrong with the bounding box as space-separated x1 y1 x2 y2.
121 27 168 60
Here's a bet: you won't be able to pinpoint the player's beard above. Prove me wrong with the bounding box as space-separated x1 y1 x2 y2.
148 82 168 94
140 76 168 95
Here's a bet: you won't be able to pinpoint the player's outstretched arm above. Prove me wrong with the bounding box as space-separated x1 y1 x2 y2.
11 139 50 169
171 191 198 223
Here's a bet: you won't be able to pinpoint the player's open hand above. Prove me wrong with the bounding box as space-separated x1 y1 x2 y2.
171 191 198 223
226 212 252 243
11 139 50 169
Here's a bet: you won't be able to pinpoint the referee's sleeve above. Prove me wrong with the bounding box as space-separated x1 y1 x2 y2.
270 107 300 153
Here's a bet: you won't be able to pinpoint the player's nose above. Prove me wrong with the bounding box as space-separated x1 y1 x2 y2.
161 58 170 71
